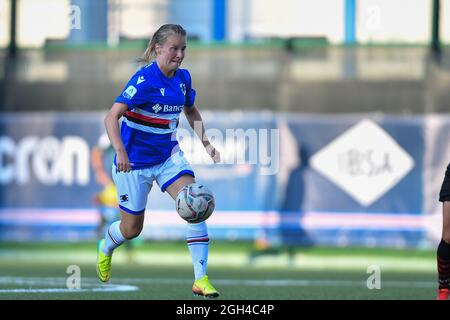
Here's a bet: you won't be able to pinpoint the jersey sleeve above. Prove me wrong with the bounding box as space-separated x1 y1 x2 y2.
115 72 148 110
182 69 196 107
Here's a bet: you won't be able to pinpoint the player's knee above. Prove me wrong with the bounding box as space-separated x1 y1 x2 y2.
121 224 143 240
442 232 450 244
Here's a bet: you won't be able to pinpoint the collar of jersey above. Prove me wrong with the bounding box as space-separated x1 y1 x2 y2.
152 60 179 80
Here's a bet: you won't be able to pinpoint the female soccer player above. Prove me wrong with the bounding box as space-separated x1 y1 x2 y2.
96 24 220 298
437 163 450 300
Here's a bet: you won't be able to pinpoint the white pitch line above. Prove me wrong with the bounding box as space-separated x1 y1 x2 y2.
0 277 139 293
0 285 139 293
0 276 435 295
115 277 435 289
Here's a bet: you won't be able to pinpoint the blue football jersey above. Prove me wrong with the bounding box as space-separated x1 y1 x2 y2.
114 61 196 169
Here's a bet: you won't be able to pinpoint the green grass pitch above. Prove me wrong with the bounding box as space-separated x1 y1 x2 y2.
0 241 438 300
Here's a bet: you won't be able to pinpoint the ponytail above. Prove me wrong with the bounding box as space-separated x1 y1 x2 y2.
137 42 153 66
137 24 187 66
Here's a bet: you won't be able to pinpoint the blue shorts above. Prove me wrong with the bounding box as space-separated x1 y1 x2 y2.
112 150 195 215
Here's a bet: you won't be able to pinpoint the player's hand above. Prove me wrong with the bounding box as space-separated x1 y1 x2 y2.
205 144 220 163
116 150 131 172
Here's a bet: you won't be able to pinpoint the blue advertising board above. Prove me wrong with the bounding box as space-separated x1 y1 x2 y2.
0 112 444 248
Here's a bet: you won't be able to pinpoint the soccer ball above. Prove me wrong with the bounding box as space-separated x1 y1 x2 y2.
176 183 215 223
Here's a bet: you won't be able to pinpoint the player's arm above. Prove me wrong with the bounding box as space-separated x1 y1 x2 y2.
183 104 220 163
104 102 131 172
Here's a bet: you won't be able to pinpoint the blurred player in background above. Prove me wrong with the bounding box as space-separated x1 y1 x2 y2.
96 24 221 298
91 132 140 262
437 163 450 300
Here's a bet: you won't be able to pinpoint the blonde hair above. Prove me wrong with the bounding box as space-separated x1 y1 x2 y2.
139 24 187 66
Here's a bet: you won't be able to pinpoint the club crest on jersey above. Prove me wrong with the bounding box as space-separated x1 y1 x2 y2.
160 88 165 96
123 85 137 99
153 104 162 113
180 83 186 96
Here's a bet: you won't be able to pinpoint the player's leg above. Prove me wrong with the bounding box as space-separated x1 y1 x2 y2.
97 166 150 282
437 164 450 300
97 183 124 254
102 209 145 253
160 152 219 298
166 175 209 279
165 175 219 298
97 209 145 281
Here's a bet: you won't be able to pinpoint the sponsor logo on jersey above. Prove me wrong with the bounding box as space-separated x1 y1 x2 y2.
122 85 137 99
137 76 145 85
152 104 162 113
152 104 183 113
160 88 165 96
163 105 183 112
